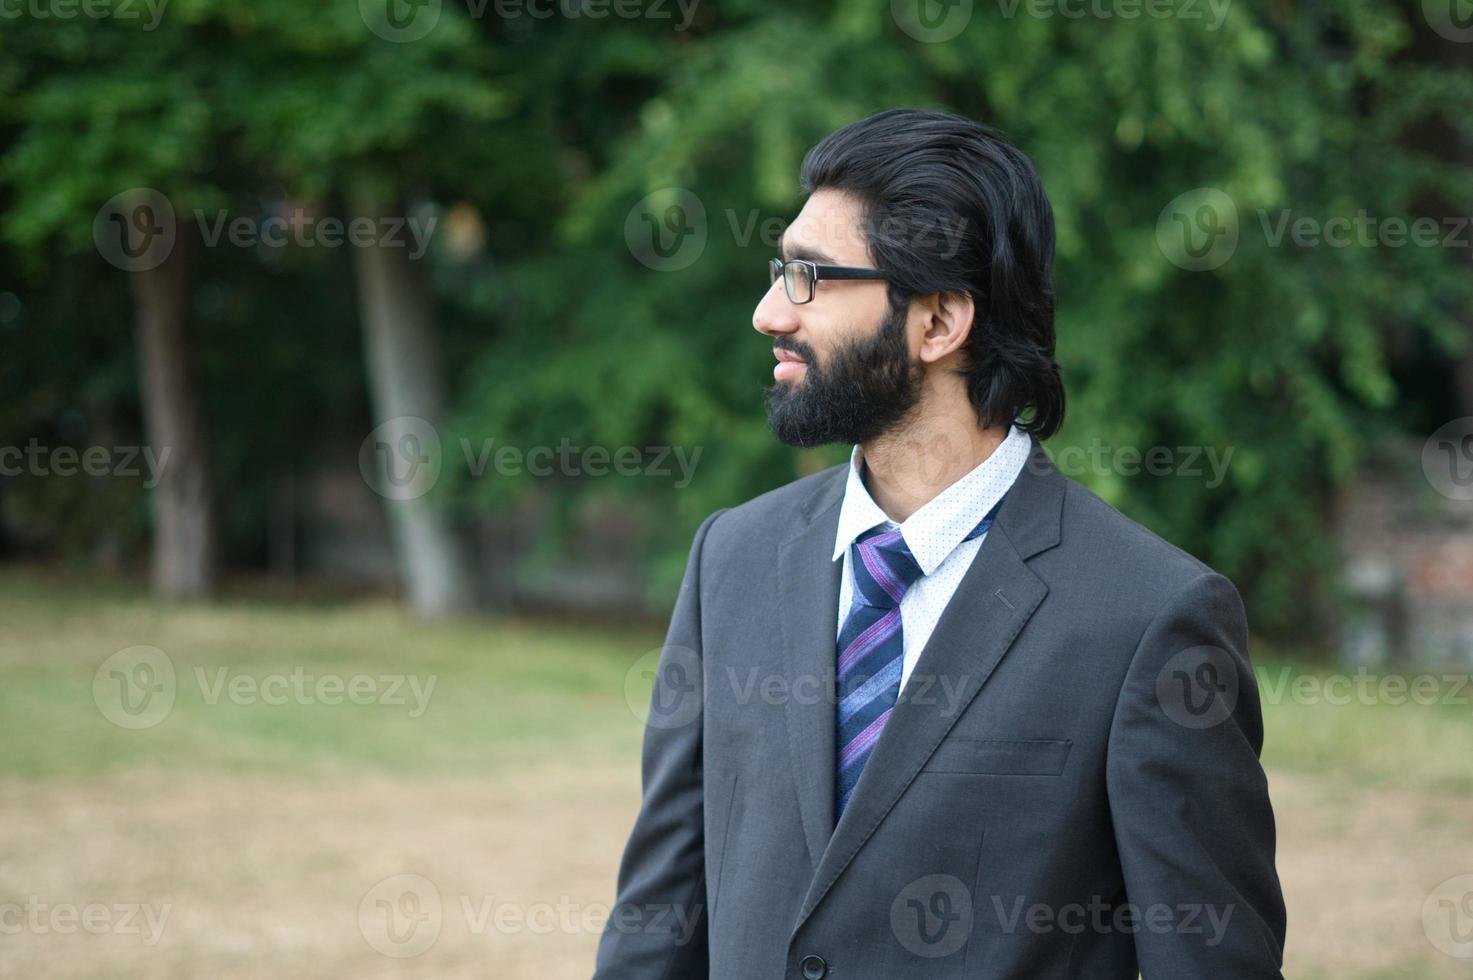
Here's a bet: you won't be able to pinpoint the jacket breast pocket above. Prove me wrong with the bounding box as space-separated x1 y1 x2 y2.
921 737 1072 775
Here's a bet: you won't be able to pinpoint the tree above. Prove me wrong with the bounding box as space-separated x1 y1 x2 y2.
128 215 217 596
210 3 535 615
2 22 226 598
2 2 546 613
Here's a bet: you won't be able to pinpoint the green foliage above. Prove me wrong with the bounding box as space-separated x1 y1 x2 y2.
1 0 523 245
453 2 1473 630
2 1 1470 631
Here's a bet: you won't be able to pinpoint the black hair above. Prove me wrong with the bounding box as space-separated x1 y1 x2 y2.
799 108 1065 441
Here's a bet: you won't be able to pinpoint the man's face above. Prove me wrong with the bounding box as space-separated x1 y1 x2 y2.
752 190 923 448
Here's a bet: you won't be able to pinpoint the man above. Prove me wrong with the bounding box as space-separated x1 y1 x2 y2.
594 108 1286 979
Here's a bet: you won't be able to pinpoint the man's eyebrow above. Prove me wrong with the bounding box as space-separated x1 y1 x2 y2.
777 234 835 265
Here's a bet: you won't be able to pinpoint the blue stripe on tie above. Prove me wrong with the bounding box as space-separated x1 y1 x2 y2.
837 657 903 725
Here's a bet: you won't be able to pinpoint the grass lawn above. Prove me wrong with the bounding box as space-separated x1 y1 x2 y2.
1253 656 1473 796
1 569 1469 978
0 570 654 780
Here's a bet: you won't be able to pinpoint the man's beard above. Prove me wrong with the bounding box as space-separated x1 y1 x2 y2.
765 302 923 448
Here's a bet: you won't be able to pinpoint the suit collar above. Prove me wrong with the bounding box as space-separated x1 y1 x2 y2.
791 432 1063 554
998 435 1065 560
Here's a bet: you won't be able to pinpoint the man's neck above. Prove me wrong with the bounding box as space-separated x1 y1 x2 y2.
859 412 1008 524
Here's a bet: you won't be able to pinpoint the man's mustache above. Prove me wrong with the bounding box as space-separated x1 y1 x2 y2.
774 340 817 363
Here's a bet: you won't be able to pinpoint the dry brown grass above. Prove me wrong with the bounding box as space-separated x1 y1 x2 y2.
1 765 1468 978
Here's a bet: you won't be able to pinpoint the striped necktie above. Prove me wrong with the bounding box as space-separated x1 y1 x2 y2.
835 498 1004 818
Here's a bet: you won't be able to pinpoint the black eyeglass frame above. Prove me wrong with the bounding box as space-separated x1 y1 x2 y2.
768 257 888 305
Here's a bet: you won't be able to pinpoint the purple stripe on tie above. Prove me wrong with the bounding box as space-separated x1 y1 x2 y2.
839 708 892 768
857 540 905 603
837 607 901 677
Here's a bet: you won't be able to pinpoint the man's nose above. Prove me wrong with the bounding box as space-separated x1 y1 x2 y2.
753 278 799 337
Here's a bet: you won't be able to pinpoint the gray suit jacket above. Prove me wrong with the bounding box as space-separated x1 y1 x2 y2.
595 438 1286 979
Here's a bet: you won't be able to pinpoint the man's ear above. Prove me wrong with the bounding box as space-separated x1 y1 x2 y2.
916 290 976 364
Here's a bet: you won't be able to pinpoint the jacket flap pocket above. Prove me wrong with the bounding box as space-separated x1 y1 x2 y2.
922 737 1072 775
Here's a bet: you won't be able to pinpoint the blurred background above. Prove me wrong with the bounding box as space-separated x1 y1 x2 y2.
2 0 1473 976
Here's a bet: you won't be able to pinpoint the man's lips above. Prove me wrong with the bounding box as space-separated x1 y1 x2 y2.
773 348 807 381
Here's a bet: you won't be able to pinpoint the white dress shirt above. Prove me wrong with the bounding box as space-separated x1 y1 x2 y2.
833 423 1032 691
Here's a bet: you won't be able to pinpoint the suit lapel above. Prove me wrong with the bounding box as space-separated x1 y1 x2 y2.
790 437 1066 933
777 465 847 874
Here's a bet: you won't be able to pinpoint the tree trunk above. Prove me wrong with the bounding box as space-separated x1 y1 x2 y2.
349 190 476 616
131 219 218 598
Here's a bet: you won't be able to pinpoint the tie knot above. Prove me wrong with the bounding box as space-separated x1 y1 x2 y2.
848 494 1007 611
850 527 924 609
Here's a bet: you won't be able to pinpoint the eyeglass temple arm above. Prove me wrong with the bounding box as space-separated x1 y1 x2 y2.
813 265 887 281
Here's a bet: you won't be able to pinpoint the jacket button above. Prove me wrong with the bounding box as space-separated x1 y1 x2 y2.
800 954 827 979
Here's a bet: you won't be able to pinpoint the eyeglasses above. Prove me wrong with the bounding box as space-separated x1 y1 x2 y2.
768 257 888 305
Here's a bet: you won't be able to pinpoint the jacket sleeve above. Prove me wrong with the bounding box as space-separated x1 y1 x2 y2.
593 508 726 980
1105 570 1288 978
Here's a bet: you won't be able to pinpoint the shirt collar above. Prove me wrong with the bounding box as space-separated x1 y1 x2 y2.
832 423 1032 575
